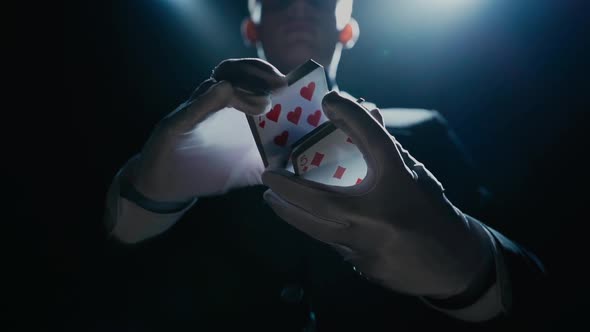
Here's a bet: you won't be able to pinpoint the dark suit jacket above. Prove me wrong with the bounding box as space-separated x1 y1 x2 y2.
101 108 545 332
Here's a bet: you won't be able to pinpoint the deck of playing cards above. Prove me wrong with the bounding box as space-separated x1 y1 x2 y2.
247 59 367 187
247 60 330 169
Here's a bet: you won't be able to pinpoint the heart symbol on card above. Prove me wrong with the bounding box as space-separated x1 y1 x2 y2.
287 107 302 125
274 130 289 147
307 110 322 127
259 120 266 128
266 104 281 122
300 82 315 101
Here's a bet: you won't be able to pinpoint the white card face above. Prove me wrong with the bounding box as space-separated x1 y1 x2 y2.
292 124 367 187
247 60 329 168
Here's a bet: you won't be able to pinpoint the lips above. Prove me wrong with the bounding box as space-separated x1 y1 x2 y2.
283 24 316 45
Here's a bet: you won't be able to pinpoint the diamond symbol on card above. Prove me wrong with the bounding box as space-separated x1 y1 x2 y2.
311 152 324 167
333 166 346 179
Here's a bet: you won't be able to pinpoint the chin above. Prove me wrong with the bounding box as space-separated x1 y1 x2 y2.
282 49 323 71
263 42 326 73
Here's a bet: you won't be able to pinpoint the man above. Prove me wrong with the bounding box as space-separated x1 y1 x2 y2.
104 0 544 330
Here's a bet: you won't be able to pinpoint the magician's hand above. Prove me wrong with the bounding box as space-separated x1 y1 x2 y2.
262 91 494 299
131 58 286 202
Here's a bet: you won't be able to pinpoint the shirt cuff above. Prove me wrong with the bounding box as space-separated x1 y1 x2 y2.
105 156 197 244
420 220 511 322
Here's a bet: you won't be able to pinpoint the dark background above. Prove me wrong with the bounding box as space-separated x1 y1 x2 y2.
51 0 588 329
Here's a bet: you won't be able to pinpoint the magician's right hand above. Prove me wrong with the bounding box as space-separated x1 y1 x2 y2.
130 58 286 202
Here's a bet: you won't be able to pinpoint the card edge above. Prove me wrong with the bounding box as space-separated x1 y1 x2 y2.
286 59 323 86
246 114 270 167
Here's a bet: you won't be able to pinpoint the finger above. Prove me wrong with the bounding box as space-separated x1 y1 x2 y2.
212 58 287 95
395 141 420 171
369 108 384 126
395 141 444 191
166 80 234 133
230 89 272 116
353 97 383 126
188 78 217 101
321 91 408 176
263 190 349 244
262 168 348 214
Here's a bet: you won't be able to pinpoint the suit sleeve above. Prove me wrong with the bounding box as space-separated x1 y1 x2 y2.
386 111 546 323
421 216 546 323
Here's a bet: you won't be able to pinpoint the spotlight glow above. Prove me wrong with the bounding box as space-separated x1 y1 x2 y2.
163 0 232 57
414 0 480 14
400 0 482 19
381 0 485 34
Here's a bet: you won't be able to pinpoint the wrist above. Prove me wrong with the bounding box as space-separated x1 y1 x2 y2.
424 220 496 309
124 155 190 203
119 171 196 214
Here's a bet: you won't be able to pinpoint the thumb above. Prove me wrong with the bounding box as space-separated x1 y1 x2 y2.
165 80 234 133
321 91 406 175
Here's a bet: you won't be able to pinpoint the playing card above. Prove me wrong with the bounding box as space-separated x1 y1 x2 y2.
291 122 367 187
247 59 329 168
